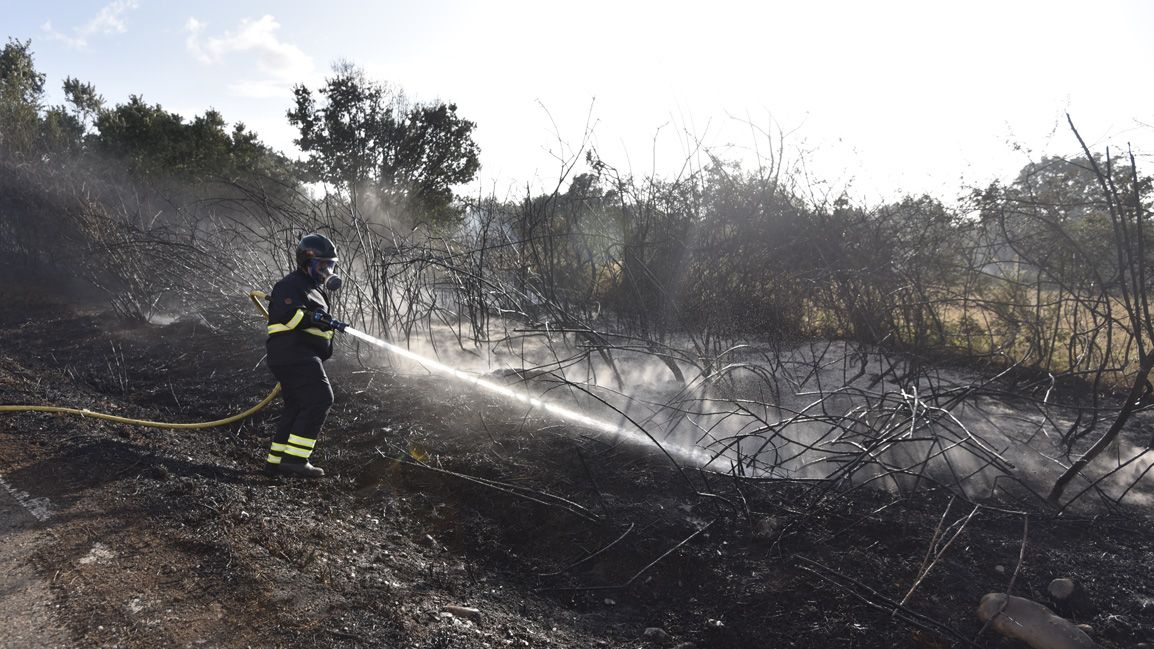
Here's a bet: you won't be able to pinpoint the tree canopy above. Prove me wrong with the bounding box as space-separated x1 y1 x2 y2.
288 63 480 226
93 96 278 179
0 38 46 157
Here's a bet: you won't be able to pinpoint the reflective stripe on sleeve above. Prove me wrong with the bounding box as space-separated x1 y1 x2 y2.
302 327 334 339
268 309 306 334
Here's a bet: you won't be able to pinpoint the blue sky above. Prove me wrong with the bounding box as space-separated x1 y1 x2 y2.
6 1 1154 203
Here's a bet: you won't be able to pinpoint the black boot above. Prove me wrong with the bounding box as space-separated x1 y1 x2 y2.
278 461 325 478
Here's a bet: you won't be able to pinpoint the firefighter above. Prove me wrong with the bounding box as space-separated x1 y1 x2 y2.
263 233 347 478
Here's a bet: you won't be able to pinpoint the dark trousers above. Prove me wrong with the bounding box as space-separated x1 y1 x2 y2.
267 358 334 465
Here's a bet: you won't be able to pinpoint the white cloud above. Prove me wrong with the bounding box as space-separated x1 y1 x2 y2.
184 17 207 61
184 15 314 98
41 0 139 49
40 21 86 49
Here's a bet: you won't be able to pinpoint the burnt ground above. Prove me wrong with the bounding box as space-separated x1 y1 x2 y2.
1 287 1153 649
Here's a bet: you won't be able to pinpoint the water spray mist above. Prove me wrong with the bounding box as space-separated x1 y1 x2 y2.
342 326 710 466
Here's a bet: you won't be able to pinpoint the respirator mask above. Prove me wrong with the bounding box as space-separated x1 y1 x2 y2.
310 258 343 291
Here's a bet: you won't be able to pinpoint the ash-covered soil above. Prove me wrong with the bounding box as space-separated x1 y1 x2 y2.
1 288 1152 648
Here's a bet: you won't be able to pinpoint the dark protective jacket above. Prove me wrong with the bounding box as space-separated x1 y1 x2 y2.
266 269 335 364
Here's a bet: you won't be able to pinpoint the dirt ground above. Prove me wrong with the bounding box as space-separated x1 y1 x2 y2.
2 287 1153 648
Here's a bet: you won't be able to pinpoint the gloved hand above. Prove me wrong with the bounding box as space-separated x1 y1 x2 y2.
310 310 348 332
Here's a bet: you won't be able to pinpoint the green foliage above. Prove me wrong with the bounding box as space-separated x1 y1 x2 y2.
976 155 1152 289
288 63 480 226
382 100 481 221
682 162 809 338
288 63 383 187
0 38 44 104
93 96 288 181
512 172 622 316
62 76 104 128
0 40 105 158
39 105 84 153
0 38 46 157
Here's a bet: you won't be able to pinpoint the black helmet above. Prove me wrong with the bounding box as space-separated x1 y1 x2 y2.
296 233 339 269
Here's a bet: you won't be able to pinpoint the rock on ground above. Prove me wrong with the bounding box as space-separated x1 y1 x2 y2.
977 593 1098 649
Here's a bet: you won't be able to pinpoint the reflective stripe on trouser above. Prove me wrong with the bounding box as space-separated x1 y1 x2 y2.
283 434 316 459
268 357 333 464
266 442 287 465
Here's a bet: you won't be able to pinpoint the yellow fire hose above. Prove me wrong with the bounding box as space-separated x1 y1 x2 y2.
0 291 280 429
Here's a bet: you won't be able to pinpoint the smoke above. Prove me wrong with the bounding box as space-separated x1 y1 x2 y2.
344 326 710 466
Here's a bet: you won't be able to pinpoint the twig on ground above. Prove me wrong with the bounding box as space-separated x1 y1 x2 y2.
536 522 636 578
378 447 601 522
898 500 980 608
974 514 1029 642
795 556 981 648
537 519 716 592
575 445 608 511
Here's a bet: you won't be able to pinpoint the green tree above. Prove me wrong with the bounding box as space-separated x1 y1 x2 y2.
38 105 84 153
977 155 1150 288
93 96 285 181
62 76 104 131
380 100 482 222
0 38 46 157
678 161 808 340
94 95 186 173
288 63 480 226
37 77 103 154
